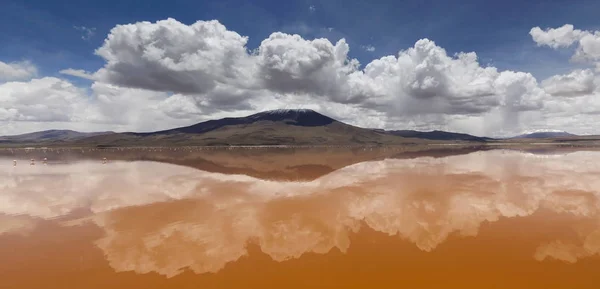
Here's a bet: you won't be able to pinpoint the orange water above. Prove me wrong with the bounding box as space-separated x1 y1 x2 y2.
1 149 600 289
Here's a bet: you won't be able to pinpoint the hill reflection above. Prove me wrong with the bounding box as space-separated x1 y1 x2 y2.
1 150 600 277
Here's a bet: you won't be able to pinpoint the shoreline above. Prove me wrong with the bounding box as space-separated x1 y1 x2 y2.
1 141 600 150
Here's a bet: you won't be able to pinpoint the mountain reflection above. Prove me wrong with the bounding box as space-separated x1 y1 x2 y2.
2 150 600 277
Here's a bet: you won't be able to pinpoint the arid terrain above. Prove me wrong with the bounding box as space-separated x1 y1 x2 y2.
1 110 599 149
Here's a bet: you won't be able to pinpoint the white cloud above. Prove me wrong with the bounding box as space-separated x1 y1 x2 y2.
530 24 584 49
70 19 555 136
0 60 37 82
309 5 316 12
575 31 600 62
93 20 533 120
158 94 203 120
94 18 254 95
0 77 89 122
5 19 600 136
0 77 206 135
59 68 96 80
91 82 170 128
256 33 373 104
541 69 597 96
361 40 543 118
74 26 96 40
530 24 600 63
362 45 376 52
537 69 600 133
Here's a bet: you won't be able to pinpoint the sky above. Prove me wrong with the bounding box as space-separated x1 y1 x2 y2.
1 0 600 137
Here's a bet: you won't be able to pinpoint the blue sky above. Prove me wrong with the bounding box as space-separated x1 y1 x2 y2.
3 0 599 79
1 0 600 136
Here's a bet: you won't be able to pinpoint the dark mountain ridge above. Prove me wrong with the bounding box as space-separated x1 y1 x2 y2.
387 130 492 142
2 110 588 147
70 109 414 146
0 130 114 143
136 109 335 136
512 131 577 139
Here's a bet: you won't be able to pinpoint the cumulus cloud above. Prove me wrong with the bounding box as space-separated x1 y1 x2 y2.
530 24 600 62
361 40 543 117
256 33 374 103
158 94 204 119
0 77 89 122
94 18 254 95
0 60 37 81
575 31 600 62
0 77 207 135
530 24 584 49
537 69 600 127
86 82 209 132
5 19 600 136
541 69 597 96
88 19 551 126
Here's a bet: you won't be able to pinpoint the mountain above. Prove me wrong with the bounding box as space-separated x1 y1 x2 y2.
386 130 492 142
2 111 588 147
75 109 423 146
0 130 114 144
512 131 577 139
139 109 336 135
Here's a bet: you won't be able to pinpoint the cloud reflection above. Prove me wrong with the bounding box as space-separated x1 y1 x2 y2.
2 150 600 276
0 214 37 236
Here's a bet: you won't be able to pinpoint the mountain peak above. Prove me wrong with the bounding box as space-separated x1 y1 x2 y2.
150 109 336 135
262 109 318 114
247 109 335 126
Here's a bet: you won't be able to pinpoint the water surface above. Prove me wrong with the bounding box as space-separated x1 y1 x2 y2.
1 148 600 288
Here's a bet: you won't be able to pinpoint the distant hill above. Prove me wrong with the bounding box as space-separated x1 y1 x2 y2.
0 130 114 144
512 131 577 139
139 109 336 136
6 110 586 147
74 109 422 146
386 130 492 142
